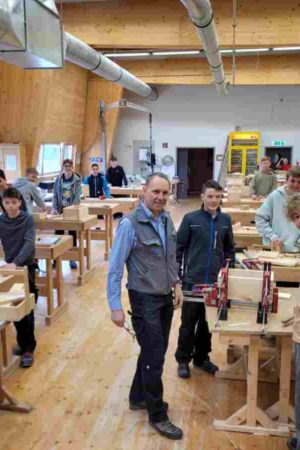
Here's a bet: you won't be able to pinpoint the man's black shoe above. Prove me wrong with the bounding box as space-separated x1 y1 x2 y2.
194 358 219 374
20 352 34 368
177 362 190 379
287 437 297 450
129 400 169 411
149 419 183 440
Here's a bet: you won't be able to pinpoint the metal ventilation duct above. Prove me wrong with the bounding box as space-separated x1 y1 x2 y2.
179 0 228 95
64 33 158 100
0 0 63 68
0 0 158 100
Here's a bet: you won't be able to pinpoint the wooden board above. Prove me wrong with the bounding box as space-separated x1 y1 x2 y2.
222 268 274 303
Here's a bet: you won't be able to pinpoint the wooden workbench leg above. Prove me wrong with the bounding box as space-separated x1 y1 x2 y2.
56 256 63 308
1 328 10 368
78 230 85 279
0 342 32 413
279 336 293 423
104 215 109 260
247 335 260 426
86 230 92 271
46 259 54 324
109 214 113 249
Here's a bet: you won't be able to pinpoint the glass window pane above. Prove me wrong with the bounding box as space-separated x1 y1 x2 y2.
42 144 61 174
37 145 43 174
63 144 73 161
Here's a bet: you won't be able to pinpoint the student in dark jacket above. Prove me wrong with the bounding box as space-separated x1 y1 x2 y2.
106 156 128 187
83 163 110 198
0 169 27 212
175 180 235 379
0 187 38 368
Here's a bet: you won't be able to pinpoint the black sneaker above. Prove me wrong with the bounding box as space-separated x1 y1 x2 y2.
177 362 190 379
20 352 34 368
287 437 297 450
149 419 183 440
194 358 219 374
130 400 169 411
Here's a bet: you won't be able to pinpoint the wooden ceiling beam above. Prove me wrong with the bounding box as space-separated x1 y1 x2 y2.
114 55 300 85
61 0 300 49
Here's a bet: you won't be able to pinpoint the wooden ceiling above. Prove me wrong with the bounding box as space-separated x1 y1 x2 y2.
60 0 300 49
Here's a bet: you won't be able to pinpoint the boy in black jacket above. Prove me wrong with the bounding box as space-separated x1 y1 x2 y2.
175 180 235 378
0 188 38 368
106 156 128 187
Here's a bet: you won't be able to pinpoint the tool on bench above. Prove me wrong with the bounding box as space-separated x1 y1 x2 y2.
256 262 278 329
183 261 278 328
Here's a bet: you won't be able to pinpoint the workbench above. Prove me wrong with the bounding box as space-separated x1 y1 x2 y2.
222 197 264 209
0 268 35 413
236 251 300 283
206 299 295 436
109 186 144 197
35 235 73 325
82 197 139 215
82 203 120 260
0 235 73 326
233 225 262 248
222 207 257 226
34 215 98 286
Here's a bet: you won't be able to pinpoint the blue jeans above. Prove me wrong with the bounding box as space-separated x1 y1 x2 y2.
295 343 300 448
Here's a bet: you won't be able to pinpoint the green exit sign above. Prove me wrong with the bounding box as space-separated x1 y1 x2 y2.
272 140 286 147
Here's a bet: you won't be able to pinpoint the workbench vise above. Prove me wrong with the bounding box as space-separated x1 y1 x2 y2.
183 262 278 327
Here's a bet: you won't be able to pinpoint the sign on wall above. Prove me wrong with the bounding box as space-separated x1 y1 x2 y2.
89 157 103 164
272 140 286 147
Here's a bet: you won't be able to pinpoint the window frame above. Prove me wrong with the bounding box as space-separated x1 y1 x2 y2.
37 142 77 177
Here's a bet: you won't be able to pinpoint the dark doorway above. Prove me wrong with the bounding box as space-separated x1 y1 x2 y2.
265 147 293 170
177 147 214 199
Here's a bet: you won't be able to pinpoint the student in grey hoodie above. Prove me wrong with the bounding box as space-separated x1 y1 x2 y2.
256 166 300 252
51 159 82 269
13 167 45 213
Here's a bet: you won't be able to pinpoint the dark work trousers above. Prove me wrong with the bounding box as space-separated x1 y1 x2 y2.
14 264 38 353
175 282 212 365
55 229 77 247
128 289 173 423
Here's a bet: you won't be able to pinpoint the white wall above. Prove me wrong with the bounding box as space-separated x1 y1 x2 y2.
112 85 300 179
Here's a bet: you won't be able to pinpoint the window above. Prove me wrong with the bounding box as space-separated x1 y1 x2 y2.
37 143 76 176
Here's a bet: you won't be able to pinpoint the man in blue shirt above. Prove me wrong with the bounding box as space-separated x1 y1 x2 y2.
107 172 184 440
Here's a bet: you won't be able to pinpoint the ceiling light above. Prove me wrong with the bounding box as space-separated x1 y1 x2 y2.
220 49 233 53
235 48 269 53
104 52 150 57
152 50 200 56
273 46 300 51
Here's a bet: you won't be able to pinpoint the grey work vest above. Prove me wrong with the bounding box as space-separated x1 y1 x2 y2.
126 206 179 294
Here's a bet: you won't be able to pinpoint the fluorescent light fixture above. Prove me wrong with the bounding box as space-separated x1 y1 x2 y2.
104 52 150 57
235 48 269 53
152 50 200 56
220 49 233 53
273 46 300 51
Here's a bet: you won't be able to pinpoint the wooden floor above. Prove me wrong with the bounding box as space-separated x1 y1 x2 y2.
0 199 292 450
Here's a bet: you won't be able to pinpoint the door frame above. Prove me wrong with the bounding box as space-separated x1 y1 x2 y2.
176 146 215 175
264 146 293 163
176 146 215 199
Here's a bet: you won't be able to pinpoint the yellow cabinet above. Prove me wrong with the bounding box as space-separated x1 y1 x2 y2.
228 131 260 175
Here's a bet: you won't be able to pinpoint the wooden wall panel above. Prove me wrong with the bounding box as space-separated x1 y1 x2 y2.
121 55 300 85
61 0 300 49
81 77 124 176
0 61 88 168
